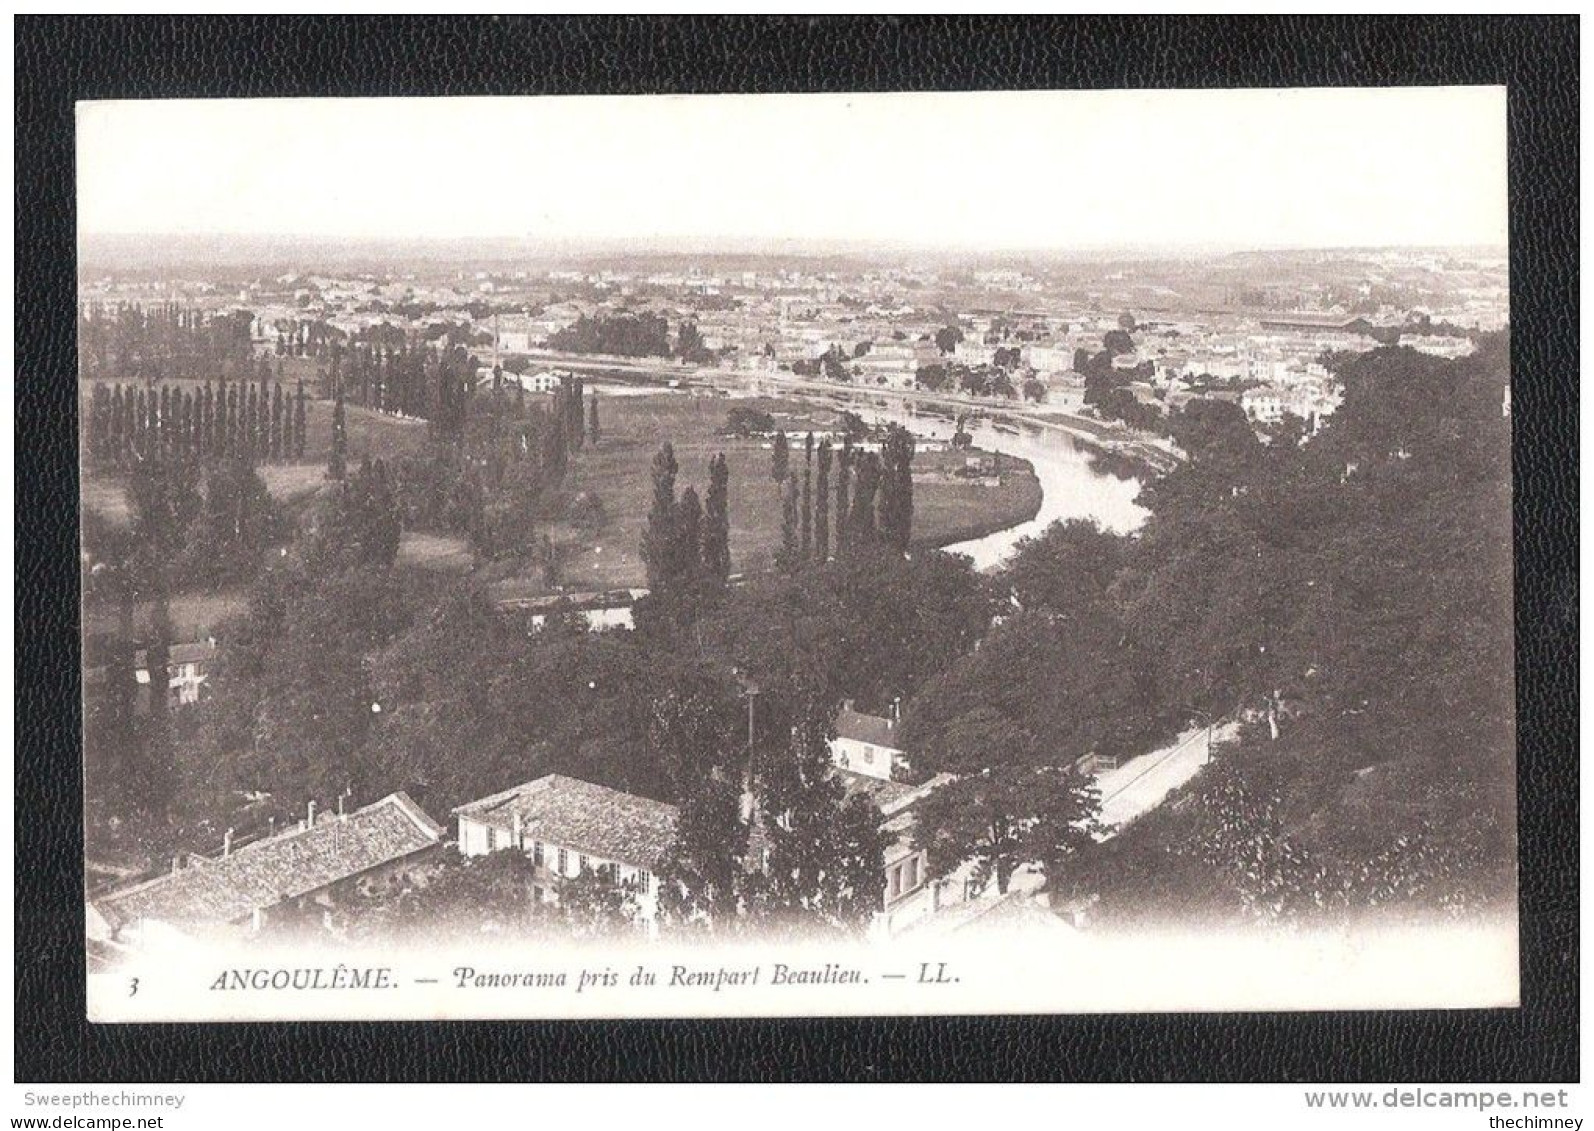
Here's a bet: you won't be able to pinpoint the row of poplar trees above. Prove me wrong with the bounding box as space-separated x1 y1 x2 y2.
86 380 309 469
331 341 482 425
770 425 914 571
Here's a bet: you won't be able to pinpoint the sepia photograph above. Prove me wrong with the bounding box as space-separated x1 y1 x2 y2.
70 84 1520 1024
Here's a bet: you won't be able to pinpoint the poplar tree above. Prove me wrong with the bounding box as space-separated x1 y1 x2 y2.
245 382 260 461
158 385 172 459
850 451 881 544
676 486 704 603
640 442 680 590
800 433 813 561
199 382 214 459
834 438 853 556
294 381 308 460
814 439 832 564
271 383 285 461
137 590 178 814
778 471 801 573
878 424 916 553
702 452 731 586
328 381 347 480
770 430 789 484
227 382 241 457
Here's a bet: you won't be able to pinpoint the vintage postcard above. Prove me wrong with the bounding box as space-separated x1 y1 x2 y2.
76 88 1515 1022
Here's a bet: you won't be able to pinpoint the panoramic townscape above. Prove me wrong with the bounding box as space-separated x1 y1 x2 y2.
79 239 1513 959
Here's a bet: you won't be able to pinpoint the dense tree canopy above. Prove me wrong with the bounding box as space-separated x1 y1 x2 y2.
954 337 1515 921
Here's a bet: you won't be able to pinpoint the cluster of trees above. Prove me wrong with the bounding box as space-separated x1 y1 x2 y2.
549 311 672 358
77 302 255 382
1075 322 1166 432
721 405 775 437
770 424 915 571
638 445 731 626
915 362 1017 399
695 543 996 722
659 684 885 938
386 375 587 560
265 317 342 358
912 335 1515 923
83 449 289 819
185 527 901 938
107 378 989 940
791 345 854 381
85 379 309 469
674 320 716 365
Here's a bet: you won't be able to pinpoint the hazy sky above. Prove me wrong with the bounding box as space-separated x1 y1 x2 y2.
77 88 1508 251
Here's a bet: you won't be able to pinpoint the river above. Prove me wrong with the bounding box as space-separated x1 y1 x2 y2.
737 381 1149 570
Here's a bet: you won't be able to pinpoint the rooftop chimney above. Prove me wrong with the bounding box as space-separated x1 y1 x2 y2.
307 800 317 827
170 854 182 875
223 828 234 857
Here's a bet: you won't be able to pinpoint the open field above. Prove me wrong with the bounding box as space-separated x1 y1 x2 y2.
398 531 474 574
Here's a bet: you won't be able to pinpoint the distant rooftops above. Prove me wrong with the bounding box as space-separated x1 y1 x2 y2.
1255 312 1364 331
92 792 444 935
453 774 678 871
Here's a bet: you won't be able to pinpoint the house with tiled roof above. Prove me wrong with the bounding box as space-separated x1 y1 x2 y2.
87 792 445 945
452 774 677 928
831 700 905 782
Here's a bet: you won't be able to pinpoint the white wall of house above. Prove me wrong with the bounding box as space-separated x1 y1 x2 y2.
455 814 661 924
873 848 937 938
831 736 896 781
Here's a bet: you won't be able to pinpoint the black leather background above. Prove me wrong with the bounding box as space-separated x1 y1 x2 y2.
14 15 1578 1083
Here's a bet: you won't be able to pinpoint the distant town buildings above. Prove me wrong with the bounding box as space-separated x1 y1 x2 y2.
81 247 1504 446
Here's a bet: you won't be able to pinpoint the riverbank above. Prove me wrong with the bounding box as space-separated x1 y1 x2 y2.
910 463 1043 554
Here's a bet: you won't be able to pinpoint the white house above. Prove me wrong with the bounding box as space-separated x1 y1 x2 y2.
476 368 567 394
1241 389 1285 425
452 774 677 929
830 701 905 782
837 771 959 938
495 329 535 354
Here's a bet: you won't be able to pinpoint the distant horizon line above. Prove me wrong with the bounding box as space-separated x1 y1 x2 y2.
78 231 1509 261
